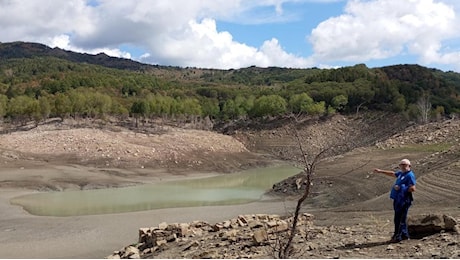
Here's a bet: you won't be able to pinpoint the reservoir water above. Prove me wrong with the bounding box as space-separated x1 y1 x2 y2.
10 165 301 217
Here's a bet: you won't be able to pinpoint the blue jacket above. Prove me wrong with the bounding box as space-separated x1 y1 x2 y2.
390 170 416 209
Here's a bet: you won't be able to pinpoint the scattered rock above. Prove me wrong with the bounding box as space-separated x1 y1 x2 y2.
107 213 460 259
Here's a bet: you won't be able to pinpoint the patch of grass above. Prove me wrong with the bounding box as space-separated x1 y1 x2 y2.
388 143 453 153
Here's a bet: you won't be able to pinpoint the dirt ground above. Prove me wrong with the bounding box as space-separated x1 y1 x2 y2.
0 115 459 258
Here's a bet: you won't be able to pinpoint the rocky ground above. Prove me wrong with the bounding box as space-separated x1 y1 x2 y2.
1 113 459 258
109 213 459 259
0 118 267 171
0 118 272 191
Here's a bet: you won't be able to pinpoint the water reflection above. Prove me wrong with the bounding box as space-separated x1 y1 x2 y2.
11 165 300 217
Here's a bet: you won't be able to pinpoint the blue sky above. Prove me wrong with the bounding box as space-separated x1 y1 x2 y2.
1 0 460 72
218 1 347 55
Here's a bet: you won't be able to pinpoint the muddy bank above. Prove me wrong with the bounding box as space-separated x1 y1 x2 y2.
0 166 299 259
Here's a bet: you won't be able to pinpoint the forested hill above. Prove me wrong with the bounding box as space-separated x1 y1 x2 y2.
0 41 150 71
0 41 459 126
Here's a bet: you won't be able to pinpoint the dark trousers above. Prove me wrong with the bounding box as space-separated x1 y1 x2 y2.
393 200 411 239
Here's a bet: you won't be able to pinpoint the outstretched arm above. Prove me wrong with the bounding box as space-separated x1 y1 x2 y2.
373 168 396 177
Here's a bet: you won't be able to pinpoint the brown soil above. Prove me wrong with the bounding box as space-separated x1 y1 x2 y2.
0 114 459 258
0 119 273 191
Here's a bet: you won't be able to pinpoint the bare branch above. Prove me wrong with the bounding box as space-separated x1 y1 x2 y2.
276 114 366 258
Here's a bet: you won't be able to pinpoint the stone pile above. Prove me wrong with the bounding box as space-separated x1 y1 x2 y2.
376 119 460 149
107 213 314 259
107 213 459 259
0 121 249 169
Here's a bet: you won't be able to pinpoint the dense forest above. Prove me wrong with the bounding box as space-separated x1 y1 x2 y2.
1 41 460 127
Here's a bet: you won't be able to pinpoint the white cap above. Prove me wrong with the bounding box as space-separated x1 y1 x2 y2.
400 159 411 166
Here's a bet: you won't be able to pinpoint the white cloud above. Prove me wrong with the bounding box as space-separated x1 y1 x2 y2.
1 0 459 71
309 0 460 69
259 38 314 68
0 0 95 42
0 0 310 69
77 0 314 69
140 18 312 69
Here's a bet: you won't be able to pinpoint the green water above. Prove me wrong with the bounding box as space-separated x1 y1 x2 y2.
10 165 301 217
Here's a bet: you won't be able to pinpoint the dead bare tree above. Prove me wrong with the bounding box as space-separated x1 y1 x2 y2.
276 121 333 258
355 101 367 117
278 136 329 258
274 115 369 258
417 93 431 124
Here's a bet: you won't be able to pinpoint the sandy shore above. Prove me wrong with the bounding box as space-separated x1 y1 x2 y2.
0 189 302 258
0 162 302 259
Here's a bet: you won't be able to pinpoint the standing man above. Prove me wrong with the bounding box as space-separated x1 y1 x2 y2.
374 158 416 243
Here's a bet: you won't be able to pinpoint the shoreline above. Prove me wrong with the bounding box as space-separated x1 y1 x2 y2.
0 188 299 258
0 163 298 258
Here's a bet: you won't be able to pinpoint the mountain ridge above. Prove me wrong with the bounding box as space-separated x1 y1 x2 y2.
0 41 151 71
2 41 456 74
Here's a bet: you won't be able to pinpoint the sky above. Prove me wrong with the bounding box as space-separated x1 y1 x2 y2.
1 0 460 72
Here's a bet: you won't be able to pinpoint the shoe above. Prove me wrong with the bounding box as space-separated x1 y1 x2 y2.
388 237 401 243
401 235 410 241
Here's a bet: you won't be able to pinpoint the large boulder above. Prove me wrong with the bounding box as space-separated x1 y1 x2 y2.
408 214 459 238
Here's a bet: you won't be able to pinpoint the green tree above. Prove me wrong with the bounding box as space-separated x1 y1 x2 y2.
53 93 72 120
169 98 182 117
7 95 39 124
221 95 254 120
148 94 176 118
348 78 374 114
240 95 255 115
6 85 20 98
146 94 161 117
306 101 326 115
38 95 51 121
406 103 419 120
433 105 445 121
288 93 326 116
67 89 87 118
200 98 220 119
0 94 8 119
288 93 314 114
86 92 113 118
131 99 149 127
181 98 202 116
110 99 130 119
392 94 406 113
234 95 252 118
331 95 348 112
251 95 287 118
221 99 237 120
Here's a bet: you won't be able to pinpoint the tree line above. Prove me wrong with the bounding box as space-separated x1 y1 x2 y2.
1 57 460 126
0 87 339 126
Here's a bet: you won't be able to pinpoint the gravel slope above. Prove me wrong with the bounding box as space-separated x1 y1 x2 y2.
0 116 459 258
